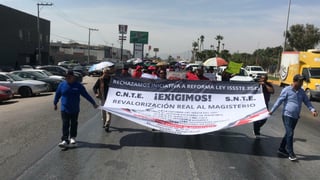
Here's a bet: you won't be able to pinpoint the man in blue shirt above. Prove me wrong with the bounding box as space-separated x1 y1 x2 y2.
54 70 98 149
270 74 318 161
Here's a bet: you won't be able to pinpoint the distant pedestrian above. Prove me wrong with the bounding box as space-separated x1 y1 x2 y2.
186 67 197 80
253 75 274 138
187 68 209 80
195 68 209 80
132 65 143 78
158 69 167 79
54 70 98 149
93 66 115 132
120 67 131 77
221 69 232 81
269 74 318 161
141 66 159 79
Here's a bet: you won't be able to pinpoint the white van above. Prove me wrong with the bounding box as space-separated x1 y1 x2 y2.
216 66 254 82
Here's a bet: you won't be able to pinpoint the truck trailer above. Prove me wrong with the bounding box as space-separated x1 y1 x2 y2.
280 49 320 100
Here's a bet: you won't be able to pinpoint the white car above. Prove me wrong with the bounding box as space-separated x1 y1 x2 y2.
22 69 65 80
185 63 201 71
245 66 267 81
0 72 48 97
216 66 254 82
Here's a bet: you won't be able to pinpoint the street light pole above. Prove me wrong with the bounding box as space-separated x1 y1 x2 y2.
87 28 98 64
283 0 292 52
277 0 292 76
37 2 52 65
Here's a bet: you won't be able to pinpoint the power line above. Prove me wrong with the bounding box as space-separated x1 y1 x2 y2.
50 5 89 29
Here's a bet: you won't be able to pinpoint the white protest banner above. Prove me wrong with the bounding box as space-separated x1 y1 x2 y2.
102 77 269 135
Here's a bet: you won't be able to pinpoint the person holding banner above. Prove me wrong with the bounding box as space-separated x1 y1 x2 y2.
93 67 115 132
269 74 318 161
158 69 167 79
221 69 233 81
253 75 274 138
54 70 98 149
141 66 159 79
132 65 143 78
120 67 131 78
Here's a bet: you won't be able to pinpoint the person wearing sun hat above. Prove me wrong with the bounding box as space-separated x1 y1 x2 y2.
269 74 318 161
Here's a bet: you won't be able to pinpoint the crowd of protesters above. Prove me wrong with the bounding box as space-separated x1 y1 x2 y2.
53 60 319 162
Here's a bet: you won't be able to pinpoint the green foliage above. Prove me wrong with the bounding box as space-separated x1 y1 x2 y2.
229 46 282 73
287 24 320 51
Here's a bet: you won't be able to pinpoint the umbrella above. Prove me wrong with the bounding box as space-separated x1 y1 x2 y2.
90 61 114 71
126 58 136 63
133 58 143 65
203 57 228 67
156 61 168 66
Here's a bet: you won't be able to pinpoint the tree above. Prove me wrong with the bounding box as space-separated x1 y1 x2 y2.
287 24 320 51
199 35 205 51
215 35 224 54
192 41 199 61
220 50 231 61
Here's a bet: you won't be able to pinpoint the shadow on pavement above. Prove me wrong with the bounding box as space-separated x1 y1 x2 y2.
0 100 19 105
117 130 320 160
75 141 121 150
109 126 149 133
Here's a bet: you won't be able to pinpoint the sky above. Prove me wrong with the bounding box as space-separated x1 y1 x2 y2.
1 0 320 59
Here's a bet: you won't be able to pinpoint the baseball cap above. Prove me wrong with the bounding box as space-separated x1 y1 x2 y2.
66 70 74 76
148 66 156 70
293 74 305 82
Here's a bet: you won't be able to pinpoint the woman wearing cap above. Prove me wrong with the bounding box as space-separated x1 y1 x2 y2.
93 66 115 132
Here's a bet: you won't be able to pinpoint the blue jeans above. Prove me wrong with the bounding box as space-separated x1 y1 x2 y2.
280 115 299 154
61 111 79 142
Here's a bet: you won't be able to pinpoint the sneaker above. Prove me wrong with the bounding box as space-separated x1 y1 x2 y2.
105 124 110 132
70 138 76 144
253 131 261 139
277 148 289 157
289 153 298 161
58 140 68 148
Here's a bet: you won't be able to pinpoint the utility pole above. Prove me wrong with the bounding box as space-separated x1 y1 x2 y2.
283 0 292 52
87 28 98 64
37 2 53 65
118 24 128 68
277 0 292 75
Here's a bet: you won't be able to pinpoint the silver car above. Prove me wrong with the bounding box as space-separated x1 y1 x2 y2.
0 72 48 97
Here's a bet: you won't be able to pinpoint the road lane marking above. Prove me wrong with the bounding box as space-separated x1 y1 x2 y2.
185 149 200 180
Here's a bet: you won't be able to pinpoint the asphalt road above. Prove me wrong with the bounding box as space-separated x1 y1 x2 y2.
1 77 320 180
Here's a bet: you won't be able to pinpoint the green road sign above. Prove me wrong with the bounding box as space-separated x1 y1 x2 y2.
130 31 149 44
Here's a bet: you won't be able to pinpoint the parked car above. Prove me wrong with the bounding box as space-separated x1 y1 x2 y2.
73 65 88 76
11 71 63 91
0 72 48 97
36 65 83 82
21 69 65 80
245 66 267 81
185 63 202 71
216 66 254 82
0 85 14 102
20 65 34 70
